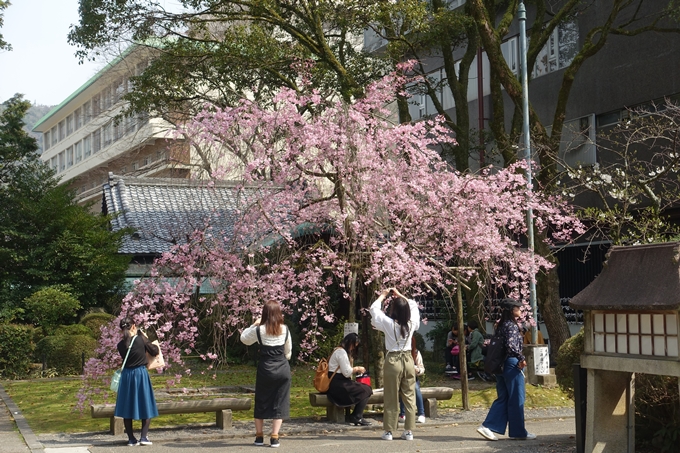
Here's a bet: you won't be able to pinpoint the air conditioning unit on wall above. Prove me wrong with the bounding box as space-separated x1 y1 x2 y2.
558 113 597 170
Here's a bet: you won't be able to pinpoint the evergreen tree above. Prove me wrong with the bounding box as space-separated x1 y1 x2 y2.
0 94 130 321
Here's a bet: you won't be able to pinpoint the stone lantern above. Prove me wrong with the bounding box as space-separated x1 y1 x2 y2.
570 242 680 453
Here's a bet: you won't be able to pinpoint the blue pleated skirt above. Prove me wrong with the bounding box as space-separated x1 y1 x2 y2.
114 365 159 420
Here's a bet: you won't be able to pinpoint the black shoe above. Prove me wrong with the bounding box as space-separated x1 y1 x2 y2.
270 437 280 448
254 436 264 446
350 416 372 426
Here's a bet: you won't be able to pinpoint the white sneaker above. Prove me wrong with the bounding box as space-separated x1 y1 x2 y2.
416 415 426 423
511 432 537 440
398 414 405 423
381 431 393 441
476 425 498 441
400 430 413 441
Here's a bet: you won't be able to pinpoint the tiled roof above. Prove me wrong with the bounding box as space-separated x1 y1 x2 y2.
570 242 680 311
103 174 274 255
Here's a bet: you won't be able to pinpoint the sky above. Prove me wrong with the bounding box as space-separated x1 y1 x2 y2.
0 0 105 107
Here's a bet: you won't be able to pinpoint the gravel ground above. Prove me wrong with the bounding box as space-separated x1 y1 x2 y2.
38 406 577 451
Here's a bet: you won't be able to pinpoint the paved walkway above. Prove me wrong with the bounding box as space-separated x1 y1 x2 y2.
0 382 577 453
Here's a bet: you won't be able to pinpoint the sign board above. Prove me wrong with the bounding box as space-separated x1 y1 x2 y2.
344 323 359 336
533 345 550 375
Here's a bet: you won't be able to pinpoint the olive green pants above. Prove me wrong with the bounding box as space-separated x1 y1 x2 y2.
383 350 416 432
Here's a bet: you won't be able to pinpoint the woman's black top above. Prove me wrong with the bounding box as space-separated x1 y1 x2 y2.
499 319 525 363
117 335 159 368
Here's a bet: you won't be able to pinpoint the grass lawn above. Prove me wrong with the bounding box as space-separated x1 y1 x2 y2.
2 362 573 434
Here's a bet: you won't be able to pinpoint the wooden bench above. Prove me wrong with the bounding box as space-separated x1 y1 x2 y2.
91 397 251 435
309 386 454 423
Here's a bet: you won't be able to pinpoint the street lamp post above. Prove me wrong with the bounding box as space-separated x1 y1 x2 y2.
518 0 538 344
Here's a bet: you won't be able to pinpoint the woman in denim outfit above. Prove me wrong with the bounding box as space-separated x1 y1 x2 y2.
476 298 536 441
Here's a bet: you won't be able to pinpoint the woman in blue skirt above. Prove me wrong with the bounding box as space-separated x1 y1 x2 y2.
114 317 160 446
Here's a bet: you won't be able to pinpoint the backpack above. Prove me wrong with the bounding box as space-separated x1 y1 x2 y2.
484 330 507 375
313 348 341 393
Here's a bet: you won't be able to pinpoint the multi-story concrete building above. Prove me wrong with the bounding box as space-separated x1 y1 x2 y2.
33 47 189 208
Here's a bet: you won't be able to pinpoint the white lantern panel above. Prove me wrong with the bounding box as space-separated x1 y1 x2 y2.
606 314 616 332
606 334 616 353
594 313 604 332
641 335 653 355
654 336 666 356
667 337 679 357
628 315 639 333
641 315 652 334
595 333 605 352
616 314 627 333
653 314 665 335
617 334 627 354
666 314 678 335
629 336 640 355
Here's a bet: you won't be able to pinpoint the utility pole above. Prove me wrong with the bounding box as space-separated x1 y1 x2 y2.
518 0 538 343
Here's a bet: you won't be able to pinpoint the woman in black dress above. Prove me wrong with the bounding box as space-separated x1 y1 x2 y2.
325 333 373 426
240 300 292 448
114 317 160 446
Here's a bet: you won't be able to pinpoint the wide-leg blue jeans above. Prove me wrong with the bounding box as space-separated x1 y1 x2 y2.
481 356 528 438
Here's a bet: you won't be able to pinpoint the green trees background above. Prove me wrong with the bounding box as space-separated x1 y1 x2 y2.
0 94 130 376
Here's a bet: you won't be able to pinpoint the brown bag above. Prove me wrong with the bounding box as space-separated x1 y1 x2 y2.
146 340 165 370
313 348 341 393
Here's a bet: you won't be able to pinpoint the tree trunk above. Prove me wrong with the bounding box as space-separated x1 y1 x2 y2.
535 234 571 359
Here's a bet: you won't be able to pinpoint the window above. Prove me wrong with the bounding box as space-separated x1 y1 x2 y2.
132 161 139 171
103 121 113 147
143 156 150 167
114 120 123 141
75 141 83 163
66 114 74 135
50 156 57 172
137 112 149 128
66 146 74 167
83 101 92 123
102 86 112 111
92 94 101 117
83 135 91 158
58 120 66 141
92 129 101 153
121 166 127 174
74 107 82 130
114 77 126 103
532 20 579 79
51 126 58 146
44 131 51 151
58 151 65 171
501 37 518 75
125 114 136 134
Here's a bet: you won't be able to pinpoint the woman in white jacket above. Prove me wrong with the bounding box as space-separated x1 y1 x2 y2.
369 287 420 441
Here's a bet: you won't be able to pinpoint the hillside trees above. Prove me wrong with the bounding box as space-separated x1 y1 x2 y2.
0 0 10 51
77 70 582 404
0 94 130 319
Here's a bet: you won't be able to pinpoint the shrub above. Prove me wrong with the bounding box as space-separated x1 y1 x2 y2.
555 328 584 399
35 334 97 376
635 373 680 452
24 285 81 335
54 324 93 337
0 324 35 379
79 312 115 339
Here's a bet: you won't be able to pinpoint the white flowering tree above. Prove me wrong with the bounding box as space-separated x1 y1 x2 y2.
562 101 680 245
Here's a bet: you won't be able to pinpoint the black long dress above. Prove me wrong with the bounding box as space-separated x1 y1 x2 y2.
254 326 291 419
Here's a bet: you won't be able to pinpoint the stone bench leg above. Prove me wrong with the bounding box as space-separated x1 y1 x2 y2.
423 398 438 419
326 405 345 423
216 409 232 430
110 416 124 435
